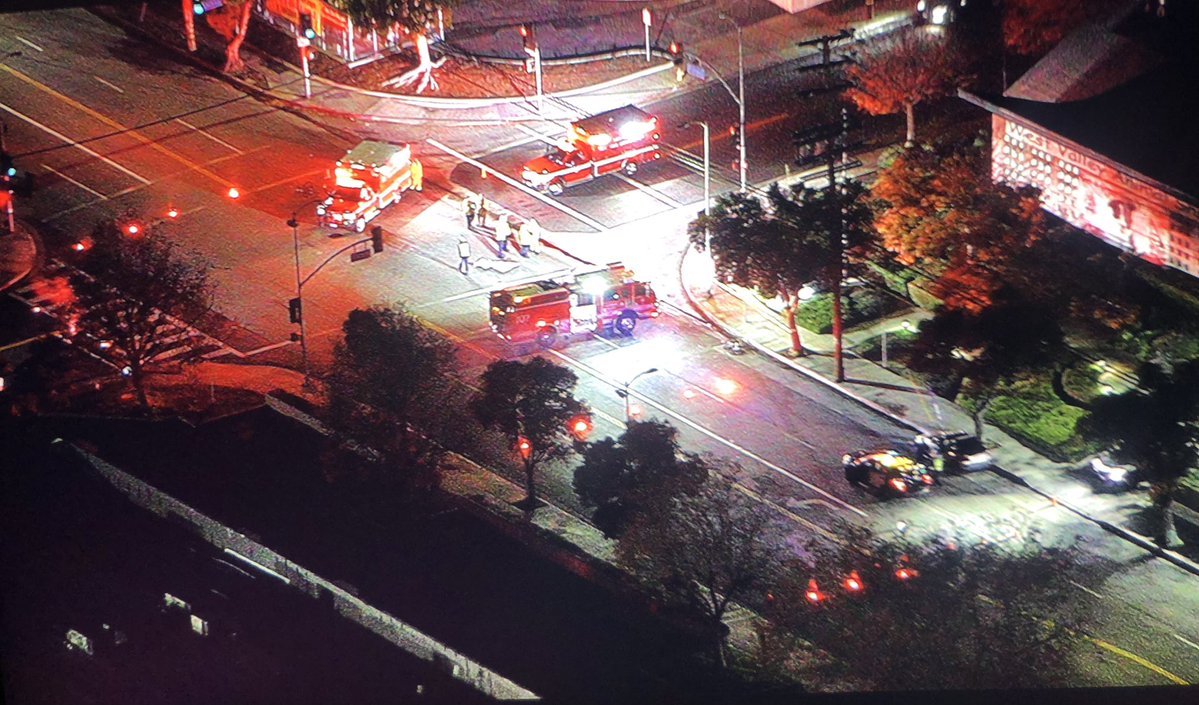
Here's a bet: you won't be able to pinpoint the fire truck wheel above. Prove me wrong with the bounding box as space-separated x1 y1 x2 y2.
547 180 565 196
355 218 367 233
615 313 637 336
622 161 638 176
536 327 558 349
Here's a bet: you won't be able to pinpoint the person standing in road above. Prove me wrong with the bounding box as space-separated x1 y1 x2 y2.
410 158 424 192
462 197 476 230
494 215 511 259
457 235 472 274
477 196 490 230
527 217 543 255
516 220 531 258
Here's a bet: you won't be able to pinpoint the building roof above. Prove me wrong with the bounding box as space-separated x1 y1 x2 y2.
965 1 1199 203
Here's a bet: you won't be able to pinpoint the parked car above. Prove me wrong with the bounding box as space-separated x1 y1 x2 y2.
915 0 966 25
843 450 937 498
913 431 993 473
1086 454 1143 492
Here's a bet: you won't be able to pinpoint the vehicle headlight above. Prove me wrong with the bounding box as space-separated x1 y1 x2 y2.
842 454 852 465
316 205 326 215
1107 467 1127 482
917 0 926 11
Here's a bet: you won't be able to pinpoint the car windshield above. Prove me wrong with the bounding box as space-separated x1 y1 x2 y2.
329 186 363 202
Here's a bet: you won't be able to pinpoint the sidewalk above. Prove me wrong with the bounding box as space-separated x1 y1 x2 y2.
677 240 1199 577
0 225 37 294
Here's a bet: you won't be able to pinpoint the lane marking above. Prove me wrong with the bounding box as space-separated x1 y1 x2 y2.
0 100 151 184
246 169 328 197
471 132 551 160
1090 636 1189 685
547 348 867 517
14 36 43 52
425 137 609 233
413 267 576 308
92 76 125 93
1174 634 1199 652
174 117 245 154
1069 579 1104 599
41 163 107 198
0 64 234 188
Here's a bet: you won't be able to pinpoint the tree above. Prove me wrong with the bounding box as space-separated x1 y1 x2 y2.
846 28 968 145
1003 0 1089 57
765 524 1095 690
767 180 875 381
573 420 707 538
871 139 1046 310
331 0 458 93
1083 361 1199 548
202 0 255 74
904 290 1065 438
617 466 777 668
325 305 460 494
70 221 214 409
471 357 588 516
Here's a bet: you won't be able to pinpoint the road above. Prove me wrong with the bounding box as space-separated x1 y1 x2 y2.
2 6 1198 689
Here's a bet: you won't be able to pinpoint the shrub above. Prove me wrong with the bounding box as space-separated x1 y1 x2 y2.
987 394 1097 462
797 294 834 334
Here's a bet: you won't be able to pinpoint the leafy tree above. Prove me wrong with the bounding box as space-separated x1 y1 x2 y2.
471 357 588 516
846 28 968 145
767 180 875 381
904 290 1065 437
1003 0 1089 57
201 0 255 74
871 139 1046 310
573 420 707 539
617 466 777 668
765 524 1096 690
330 0 458 93
325 305 460 494
1083 361 1199 547
70 221 214 409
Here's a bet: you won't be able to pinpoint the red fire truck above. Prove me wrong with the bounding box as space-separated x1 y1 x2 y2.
489 263 659 348
520 106 663 196
317 141 419 232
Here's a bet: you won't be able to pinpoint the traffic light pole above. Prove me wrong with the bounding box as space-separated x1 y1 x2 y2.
736 24 746 193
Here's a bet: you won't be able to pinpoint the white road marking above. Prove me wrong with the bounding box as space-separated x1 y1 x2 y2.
1174 634 1199 652
1069 579 1104 599
425 137 609 233
413 267 577 307
41 163 106 198
174 117 244 154
92 76 124 93
470 132 553 160
0 101 151 184
14 36 43 52
548 347 868 517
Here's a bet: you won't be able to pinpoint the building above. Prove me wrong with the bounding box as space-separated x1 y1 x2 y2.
961 1 1199 277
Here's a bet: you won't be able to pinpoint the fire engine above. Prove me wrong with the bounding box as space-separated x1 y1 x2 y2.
317 141 419 232
489 263 659 349
521 105 663 196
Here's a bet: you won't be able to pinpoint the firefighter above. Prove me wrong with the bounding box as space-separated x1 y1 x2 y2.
462 197 476 230
516 219 532 258
494 215 512 259
526 217 543 255
457 234 472 274
410 158 424 192
477 196 490 230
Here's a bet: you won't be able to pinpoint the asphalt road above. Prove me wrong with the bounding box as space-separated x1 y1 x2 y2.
2 6 1198 689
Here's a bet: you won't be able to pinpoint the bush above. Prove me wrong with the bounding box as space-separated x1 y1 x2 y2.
863 260 918 297
797 288 905 334
986 391 1098 462
797 294 834 334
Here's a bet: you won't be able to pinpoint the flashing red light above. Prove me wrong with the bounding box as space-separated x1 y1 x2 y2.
890 477 908 492
227 187 240 199
805 579 825 604
125 223 141 236
519 24 529 38
922 474 935 485
895 567 919 581
728 126 737 136
517 437 532 460
569 415 593 441
844 571 864 593
166 207 179 219
72 242 86 252
669 41 679 54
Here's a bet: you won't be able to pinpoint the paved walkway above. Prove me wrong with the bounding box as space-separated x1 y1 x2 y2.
0 225 37 294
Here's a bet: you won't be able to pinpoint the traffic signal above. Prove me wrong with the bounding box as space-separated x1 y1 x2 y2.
288 297 302 324
519 24 537 53
193 0 224 15
370 225 384 253
517 436 532 460
669 42 685 82
0 151 14 179
299 12 316 40
728 125 741 151
568 414 593 442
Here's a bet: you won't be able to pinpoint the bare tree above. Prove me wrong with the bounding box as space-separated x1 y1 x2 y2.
331 0 457 93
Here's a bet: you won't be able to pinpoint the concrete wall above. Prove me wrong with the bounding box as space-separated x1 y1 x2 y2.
73 446 538 702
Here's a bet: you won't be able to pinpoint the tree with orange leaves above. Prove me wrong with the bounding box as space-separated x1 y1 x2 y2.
846 28 968 146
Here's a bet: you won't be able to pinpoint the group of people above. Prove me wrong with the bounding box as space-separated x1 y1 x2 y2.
458 194 544 274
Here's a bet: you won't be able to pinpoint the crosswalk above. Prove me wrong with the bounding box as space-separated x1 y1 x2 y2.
8 259 235 369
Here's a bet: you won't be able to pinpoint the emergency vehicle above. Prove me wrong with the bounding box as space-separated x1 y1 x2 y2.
521 106 663 196
489 263 659 349
317 141 418 232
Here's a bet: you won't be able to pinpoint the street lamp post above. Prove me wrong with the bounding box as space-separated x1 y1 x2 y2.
680 121 711 247
287 212 311 384
718 14 747 192
618 367 659 421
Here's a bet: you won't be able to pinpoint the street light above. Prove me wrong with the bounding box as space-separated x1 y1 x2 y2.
680 121 711 240
616 367 659 421
287 209 313 385
718 13 747 193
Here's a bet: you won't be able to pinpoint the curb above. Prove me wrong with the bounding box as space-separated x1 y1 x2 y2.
0 229 37 293
676 246 1199 578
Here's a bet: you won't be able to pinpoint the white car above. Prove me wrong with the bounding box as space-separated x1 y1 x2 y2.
916 0 967 25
